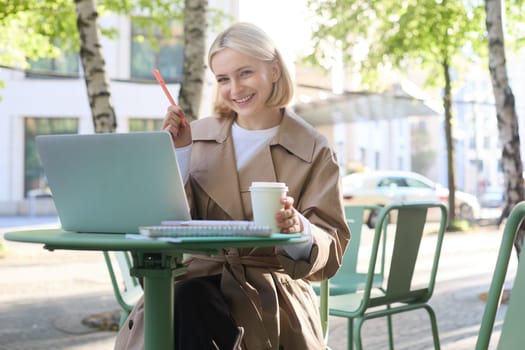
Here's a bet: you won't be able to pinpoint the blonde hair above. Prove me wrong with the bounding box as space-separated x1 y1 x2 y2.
208 22 294 118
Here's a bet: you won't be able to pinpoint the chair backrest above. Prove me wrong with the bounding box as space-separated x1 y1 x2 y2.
318 204 384 344
476 201 525 350
103 251 143 327
358 201 447 312
328 205 386 295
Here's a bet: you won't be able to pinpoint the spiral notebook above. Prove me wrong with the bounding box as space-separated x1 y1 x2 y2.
139 220 272 238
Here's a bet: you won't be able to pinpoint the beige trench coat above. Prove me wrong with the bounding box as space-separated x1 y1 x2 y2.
114 110 350 350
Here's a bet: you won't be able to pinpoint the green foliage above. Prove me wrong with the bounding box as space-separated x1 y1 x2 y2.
208 7 233 29
0 80 4 103
0 0 78 67
447 219 471 232
0 0 232 71
305 0 492 90
0 0 185 69
103 0 184 42
504 0 525 50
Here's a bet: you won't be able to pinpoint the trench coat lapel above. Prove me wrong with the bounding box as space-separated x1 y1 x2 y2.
238 146 277 188
239 109 315 188
190 117 246 220
273 109 316 164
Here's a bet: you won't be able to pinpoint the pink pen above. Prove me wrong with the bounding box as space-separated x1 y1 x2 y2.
153 68 186 127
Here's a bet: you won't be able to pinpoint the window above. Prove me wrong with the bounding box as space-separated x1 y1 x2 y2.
378 177 406 188
483 135 492 150
131 19 184 82
405 178 432 189
24 117 78 197
26 51 80 78
129 118 164 131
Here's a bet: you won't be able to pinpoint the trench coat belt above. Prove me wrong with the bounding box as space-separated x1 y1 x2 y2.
197 251 284 349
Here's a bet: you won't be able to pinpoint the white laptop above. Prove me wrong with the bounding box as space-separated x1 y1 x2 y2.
36 131 191 234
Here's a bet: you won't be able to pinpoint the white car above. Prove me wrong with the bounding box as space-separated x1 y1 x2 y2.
342 170 480 227
478 186 505 224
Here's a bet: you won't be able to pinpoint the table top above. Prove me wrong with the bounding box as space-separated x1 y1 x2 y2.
4 229 308 253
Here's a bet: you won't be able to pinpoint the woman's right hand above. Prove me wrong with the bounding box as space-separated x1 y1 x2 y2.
162 105 192 148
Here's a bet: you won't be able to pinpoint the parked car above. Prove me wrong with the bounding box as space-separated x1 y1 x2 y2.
342 170 481 227
478 186 504 224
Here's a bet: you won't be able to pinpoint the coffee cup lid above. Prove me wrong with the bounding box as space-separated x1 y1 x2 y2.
249 182 288 191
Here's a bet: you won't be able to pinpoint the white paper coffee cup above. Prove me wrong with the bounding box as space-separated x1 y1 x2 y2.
249 182 288 233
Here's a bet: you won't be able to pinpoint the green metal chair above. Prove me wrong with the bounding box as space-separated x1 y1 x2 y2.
326 201 447 350
103 250 143 328
476 201 525 350
332 205 387 295
319 275 331 348
317 205 387 347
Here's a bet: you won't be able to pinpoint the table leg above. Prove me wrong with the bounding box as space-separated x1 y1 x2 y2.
131 252 187 350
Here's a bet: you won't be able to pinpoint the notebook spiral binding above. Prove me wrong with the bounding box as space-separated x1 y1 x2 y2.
139 220 273 238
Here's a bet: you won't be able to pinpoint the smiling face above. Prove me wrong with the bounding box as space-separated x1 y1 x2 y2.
211 48 282 129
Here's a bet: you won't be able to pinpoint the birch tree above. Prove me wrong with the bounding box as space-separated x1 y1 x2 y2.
485 0 525 254
75 0 116 133
178 0 207 122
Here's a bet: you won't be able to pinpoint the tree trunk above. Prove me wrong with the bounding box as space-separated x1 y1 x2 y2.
485 0 525 255
443 59 457 227
75 0 117 133
178 0 207 122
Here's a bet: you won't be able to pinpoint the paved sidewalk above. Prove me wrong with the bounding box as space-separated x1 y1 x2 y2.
0 216 510 349
1 216 118 350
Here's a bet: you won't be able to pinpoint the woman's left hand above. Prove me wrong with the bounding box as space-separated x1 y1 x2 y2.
276 196 303 234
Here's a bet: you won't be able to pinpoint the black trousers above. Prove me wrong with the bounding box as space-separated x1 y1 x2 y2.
174 274 238 350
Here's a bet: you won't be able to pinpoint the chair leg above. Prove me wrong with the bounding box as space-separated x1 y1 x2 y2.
386 304 394 350
353 317 365 350
423 304 441 350
347 318 354 350
119 310 129 329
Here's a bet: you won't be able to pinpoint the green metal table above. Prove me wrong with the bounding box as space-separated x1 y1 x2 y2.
4 229 307 350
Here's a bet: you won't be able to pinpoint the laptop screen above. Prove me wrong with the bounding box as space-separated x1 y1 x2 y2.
36 131 191 234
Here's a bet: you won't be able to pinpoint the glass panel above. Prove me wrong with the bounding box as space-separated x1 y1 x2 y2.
24 118 78 197
129 118 164 131
26 51 80 77
405 178 432 189
131 19 184 82
131 40 156 79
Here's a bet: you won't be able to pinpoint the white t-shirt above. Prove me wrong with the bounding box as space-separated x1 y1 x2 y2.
232 122 278 170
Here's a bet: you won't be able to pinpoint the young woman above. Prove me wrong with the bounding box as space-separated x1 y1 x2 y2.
115 22 350 350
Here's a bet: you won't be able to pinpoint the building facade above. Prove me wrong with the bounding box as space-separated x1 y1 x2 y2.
1 1 523 215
